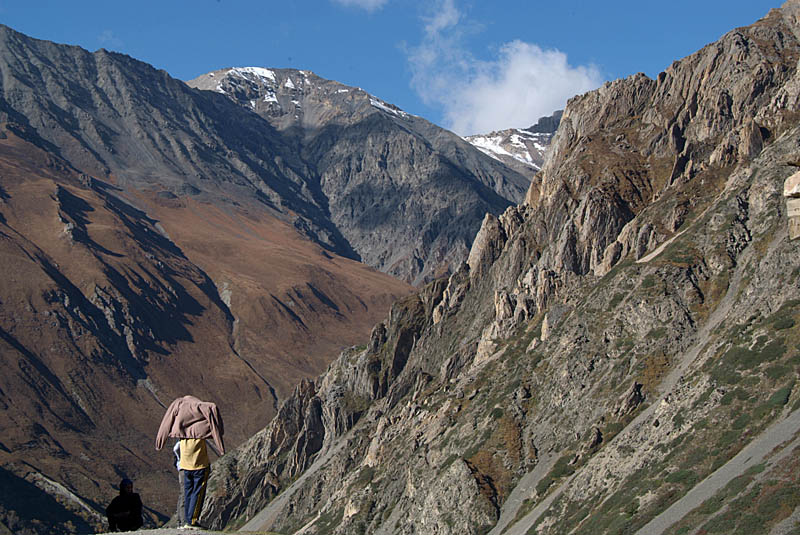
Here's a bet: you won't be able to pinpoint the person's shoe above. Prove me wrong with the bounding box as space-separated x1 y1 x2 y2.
178 524 195 530
189 523 205 530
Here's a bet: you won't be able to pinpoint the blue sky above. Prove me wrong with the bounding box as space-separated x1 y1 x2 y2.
0 0 780 134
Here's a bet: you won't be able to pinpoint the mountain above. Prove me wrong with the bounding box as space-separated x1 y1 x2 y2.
0 20 535 533
0 26 417 534
465 111 562 176
199 3 800 534
187 68 531 284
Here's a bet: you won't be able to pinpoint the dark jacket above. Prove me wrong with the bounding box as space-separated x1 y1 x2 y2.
106 492 143 532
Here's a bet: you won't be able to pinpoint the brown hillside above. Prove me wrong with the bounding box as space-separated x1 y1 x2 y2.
0 123 411 533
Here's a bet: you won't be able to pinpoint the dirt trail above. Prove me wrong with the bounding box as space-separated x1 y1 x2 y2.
487 454 556 535
636 408 800 535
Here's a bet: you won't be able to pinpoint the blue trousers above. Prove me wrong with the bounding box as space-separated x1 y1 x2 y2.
183 467 209 526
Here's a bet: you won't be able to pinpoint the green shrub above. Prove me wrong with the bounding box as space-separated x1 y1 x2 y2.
609 293 626 309
753 402 775 420
535 476 554 497
743 463 766 477
712 365 742 385
720 391 736 405
735 513 766 534
760 340 788 362
551 454 576 479
701 510 737 533
767 384 793 407
766 364 790 380
673 411 686 428
696 494 726 516
647 327 667 339
756 486 800 517
694 418 709 430
732 413 751 430
716 429 740 450
725 346 762 370
683 448 709 468
604 421 625 437
666 469 698 487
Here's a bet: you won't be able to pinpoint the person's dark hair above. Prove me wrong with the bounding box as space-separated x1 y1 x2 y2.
119 478 133 491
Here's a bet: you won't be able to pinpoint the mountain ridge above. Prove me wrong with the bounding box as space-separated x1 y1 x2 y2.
464 113 560 176
197 4 800 534
0 19 543 533
187 66 532 284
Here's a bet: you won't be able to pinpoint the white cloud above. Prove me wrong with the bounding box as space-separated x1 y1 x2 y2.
98 30 124 49
423 0 460 35
332 0 388 12
408 0 603 135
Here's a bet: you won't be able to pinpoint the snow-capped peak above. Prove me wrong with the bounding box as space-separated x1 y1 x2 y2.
229 67 277 83
465 128 554 171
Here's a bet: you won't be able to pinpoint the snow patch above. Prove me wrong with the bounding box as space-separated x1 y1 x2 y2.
285 77 296 89
470 136 514 158
369 97 408 118
466 130 543 168
229 66 276 83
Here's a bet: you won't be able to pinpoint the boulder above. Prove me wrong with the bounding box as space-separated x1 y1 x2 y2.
785 171 800 197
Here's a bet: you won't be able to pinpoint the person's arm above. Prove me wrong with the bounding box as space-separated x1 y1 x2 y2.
133 494 143 527
207 439 221 457
200 404 225 455
155 398 181 451
173 441 181 469
106 498 119 530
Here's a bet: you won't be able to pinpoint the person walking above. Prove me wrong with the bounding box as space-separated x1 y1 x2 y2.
155 395 225 530
180 437 210 529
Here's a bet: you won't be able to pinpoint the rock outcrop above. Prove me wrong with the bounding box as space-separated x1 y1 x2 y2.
201 4 800 535
786 169 800 239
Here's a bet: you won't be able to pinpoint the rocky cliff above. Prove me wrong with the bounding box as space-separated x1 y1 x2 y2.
188 68 531 284
202 3 800 534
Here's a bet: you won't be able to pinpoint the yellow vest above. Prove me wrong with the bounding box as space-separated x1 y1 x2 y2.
179 438 209 470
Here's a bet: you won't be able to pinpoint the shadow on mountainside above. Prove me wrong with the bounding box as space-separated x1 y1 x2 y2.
0 466 95 535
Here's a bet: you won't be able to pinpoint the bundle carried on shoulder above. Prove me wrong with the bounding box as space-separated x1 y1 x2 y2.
155 395 225 454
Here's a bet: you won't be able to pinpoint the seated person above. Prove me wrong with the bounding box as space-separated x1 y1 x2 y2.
106 478 143 532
